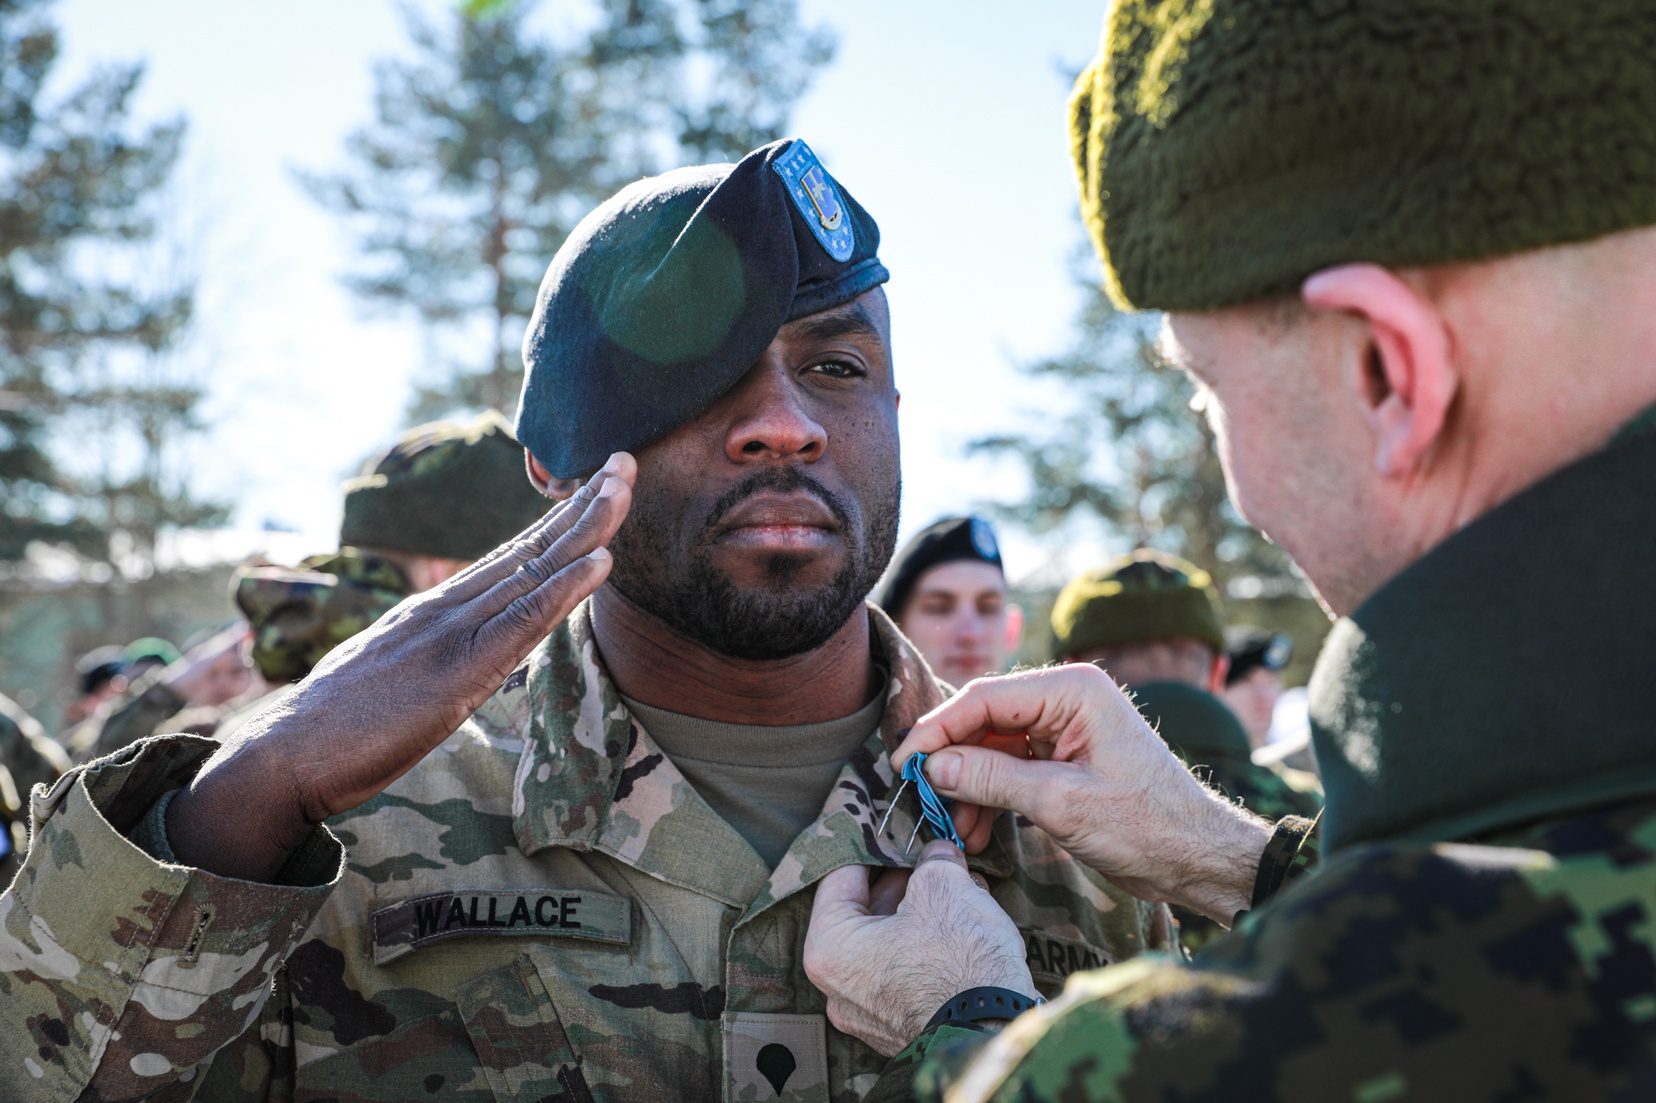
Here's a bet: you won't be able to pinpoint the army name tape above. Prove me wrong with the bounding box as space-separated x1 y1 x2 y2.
371 889 631 964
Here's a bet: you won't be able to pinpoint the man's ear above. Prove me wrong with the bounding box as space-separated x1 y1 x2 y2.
526 451 583 501
1301 264 1457 479
1207 652 1230 696
1003 602 1024 655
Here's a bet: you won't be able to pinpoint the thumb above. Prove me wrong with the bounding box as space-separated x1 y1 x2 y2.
926 746 1064 824
914 837 969 874
813 862 874 925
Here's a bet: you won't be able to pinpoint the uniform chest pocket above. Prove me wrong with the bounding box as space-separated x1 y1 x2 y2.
456 947 723 1102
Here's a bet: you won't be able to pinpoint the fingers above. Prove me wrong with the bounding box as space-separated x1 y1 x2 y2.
477 464 633 618
912 838 969 876
867 866 913 917
447 453 637 600
923 746 1074 831
812 862 874 926
893 665 1120 771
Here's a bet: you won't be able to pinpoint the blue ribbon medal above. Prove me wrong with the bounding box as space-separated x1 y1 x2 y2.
877 751 964 852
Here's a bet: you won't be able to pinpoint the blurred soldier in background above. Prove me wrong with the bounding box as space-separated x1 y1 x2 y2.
217 410 553 737
876 516 1023 686
1050 551 1318 948
1050 551 1319 818
59 647 127 729
1225 626 1320 777
0 689 70 798
65 626 258 763
70 411 553 763
1220 626 1290 752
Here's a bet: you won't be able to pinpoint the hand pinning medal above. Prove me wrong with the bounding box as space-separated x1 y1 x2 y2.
877 752 964 852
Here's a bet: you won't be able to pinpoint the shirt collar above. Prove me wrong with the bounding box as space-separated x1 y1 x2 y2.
511 601 1013 910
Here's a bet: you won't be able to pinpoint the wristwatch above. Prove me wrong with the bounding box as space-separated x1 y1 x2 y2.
923 986 1046 1033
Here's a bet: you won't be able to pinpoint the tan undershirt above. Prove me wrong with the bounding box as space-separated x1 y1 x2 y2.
620 682 887 869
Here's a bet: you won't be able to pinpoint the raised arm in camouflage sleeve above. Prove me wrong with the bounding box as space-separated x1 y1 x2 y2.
65 672 188 766
0 735 340 1101
0 693 70 796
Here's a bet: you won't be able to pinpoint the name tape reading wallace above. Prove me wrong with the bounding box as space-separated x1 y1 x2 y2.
371 889 631 964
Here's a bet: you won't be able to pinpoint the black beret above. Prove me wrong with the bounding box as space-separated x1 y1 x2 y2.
515 138 890 479
1224 626 1293 686
875 516 1005 619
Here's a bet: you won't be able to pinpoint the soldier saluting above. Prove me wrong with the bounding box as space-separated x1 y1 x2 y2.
0 140 1165 1101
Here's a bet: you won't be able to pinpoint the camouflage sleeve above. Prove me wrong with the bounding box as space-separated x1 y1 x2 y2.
0 735 342 1101
865 1024 994 1103
71 673 188 765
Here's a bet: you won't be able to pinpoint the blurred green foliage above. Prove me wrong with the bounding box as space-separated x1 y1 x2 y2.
302 0 835 424
0 0 224 574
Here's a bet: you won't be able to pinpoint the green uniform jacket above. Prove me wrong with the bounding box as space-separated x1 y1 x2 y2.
0 603 1165 1102
878 420 1656 1101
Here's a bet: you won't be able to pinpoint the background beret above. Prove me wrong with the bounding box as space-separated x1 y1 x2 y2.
1225 625 1293 686
1050 549 1225 655
515 138 889 478
339 411 550 562
1071 0 1656 311
875 516 1004 618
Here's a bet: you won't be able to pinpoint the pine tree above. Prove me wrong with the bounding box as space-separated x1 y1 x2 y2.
302 0 833 422
974 250 1302 596
0 0 222 572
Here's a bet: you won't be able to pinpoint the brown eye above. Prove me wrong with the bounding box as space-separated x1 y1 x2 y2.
809 359 865 379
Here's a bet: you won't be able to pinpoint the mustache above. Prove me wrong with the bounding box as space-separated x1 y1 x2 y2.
704 466 854 534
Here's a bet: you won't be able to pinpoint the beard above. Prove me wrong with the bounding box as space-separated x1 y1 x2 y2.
607 466 900 661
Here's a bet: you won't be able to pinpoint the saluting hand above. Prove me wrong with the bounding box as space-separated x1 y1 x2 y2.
167 454 636 882
895 664 1270 925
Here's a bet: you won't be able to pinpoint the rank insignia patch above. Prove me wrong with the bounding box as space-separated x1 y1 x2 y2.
771 139 856 262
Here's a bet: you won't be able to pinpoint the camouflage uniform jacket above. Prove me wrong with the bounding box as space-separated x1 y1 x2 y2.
874 412 1656 1103
0 601 1164 1102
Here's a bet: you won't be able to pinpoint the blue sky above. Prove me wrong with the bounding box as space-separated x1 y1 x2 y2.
50 0 1113 583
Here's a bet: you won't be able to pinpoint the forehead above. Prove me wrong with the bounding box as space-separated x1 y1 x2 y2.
914 560 1007 598
775 289 890 349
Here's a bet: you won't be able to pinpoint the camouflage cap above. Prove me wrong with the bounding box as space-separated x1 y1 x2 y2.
233 550 413 683
339 411 550 562
1051 549 1225 656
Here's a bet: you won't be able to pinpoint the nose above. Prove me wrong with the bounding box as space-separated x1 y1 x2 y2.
722 362 827 463
953 611 987 644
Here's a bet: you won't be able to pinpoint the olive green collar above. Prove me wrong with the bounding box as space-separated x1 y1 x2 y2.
1310 417 1656 853
1129 681 1254 762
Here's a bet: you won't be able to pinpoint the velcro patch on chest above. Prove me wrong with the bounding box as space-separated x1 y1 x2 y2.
723 1012 828 1102
1021 928 1113 990
371 890 631 965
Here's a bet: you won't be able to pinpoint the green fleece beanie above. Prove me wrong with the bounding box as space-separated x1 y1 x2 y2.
339 412 551 562
1051 550 1225 656
1071 0 1656 311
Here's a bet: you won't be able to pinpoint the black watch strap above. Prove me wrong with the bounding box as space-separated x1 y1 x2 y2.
1250 812 1320 908
923 986 1046 1033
